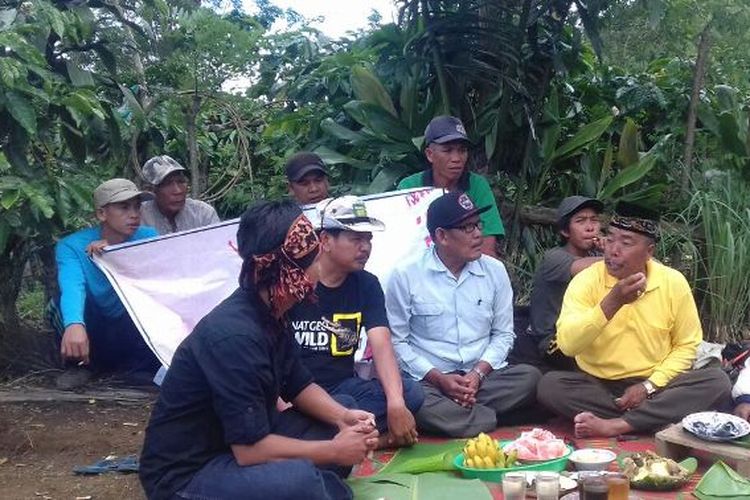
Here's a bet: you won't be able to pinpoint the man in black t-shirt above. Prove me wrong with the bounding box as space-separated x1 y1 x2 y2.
288 196 424 449
139 202 378 500
528 196 604 370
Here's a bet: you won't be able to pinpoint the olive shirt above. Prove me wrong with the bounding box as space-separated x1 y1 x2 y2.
397 170 505 237
556 259 702 388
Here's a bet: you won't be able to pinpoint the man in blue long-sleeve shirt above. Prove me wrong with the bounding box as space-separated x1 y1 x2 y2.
385 191 541 437
53 178 160 389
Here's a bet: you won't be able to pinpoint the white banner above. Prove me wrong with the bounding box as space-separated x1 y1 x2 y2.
94 188 443 366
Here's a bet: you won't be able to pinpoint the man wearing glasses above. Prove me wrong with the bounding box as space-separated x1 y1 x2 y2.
397 115 504 258
385 191 541 437
140 155 220 234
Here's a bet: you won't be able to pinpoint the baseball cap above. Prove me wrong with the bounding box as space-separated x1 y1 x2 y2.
556 196 604 227
426 191 489 236
141 155 186 186
285 152 328 182
317 195 385 232
93 178 153 209
424 115 471 145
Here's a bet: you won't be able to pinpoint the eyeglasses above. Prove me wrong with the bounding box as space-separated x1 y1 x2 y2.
446 220 483 233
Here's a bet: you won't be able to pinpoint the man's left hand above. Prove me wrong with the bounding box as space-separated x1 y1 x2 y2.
615 383 648 410
386 403 418 446
337 409 377 433
85 239 108 256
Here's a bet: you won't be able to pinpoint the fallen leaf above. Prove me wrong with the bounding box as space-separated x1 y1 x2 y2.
15 463 28 467
88 399 96 404
75 496 93 500
0 457 8 465
122 422 139 427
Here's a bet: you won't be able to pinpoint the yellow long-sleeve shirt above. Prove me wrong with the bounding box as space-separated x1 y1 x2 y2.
556 259 701 387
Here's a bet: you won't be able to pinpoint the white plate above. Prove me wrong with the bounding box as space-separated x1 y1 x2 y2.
682 411 750 442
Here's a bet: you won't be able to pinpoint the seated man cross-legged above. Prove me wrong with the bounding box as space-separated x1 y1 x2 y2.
538 203 731 438
386 191 541 438
287 196 423 448
140 201 378 500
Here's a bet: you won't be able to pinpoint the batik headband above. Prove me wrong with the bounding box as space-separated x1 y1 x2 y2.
609 213 660 241
252 214 319 318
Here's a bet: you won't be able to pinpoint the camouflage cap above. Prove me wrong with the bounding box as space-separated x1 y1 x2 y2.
141 155 186 186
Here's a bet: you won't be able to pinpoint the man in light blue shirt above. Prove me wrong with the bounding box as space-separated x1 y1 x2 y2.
385 191 541 437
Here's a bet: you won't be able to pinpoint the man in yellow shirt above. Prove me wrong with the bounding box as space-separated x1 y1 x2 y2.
537 203 731 438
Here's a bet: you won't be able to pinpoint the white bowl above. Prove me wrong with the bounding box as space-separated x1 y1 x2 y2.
568 448 617 471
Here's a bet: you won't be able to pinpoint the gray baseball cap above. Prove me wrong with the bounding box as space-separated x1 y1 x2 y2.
317 196 385 232
141 155 186 186
556 196 604 226
94 178 153 209
424 115 471 145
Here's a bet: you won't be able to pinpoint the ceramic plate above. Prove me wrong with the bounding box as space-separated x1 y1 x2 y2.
560 493 641 500
682 411 750 442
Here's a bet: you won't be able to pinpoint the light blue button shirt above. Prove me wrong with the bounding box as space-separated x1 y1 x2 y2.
385 246 515 380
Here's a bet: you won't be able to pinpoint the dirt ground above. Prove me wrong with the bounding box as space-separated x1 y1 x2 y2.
0 392 155 500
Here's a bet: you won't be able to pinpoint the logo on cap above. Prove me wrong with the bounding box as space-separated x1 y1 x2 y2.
455 123 466 135
458 193 474 210
352 201 368 218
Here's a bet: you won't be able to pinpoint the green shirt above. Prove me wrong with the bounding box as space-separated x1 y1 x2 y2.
397 171 505 236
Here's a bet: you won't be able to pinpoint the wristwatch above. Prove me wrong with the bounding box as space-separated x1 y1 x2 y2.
642 380 657 397
470 367 486 381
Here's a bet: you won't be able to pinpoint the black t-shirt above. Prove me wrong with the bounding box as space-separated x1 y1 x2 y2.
528 246 576 339
287 270 388 390
139 288 313 500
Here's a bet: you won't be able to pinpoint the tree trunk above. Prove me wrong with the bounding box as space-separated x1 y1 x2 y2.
186 92 202 194
0 238 30 342
682 24 712 191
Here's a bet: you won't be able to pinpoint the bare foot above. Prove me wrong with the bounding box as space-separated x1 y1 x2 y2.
573 412 633 438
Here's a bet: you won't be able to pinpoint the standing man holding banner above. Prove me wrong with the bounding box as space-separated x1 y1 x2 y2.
397 115 504 257
140 155 220 234
286 152 331 205
288 196 423 449
386 191 541 437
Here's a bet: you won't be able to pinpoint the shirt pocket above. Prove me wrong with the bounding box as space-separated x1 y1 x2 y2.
410 302 444 339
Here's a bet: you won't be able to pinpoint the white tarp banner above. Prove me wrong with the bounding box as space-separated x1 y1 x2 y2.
93 188 443 366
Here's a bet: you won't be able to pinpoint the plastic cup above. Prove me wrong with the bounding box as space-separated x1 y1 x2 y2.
606 473 630 500
535 471 560 500
502 472 526 500
581 475 609 500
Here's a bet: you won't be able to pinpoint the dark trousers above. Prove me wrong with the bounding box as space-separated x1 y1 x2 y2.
327 376 425 433
537 367 732 431
48 298 161 374
415 364 542 438
174 397 356 500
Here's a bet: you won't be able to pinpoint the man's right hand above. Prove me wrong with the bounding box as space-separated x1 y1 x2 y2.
61 324 90 365
330 425 379 465
435 373 476 407
601 272 646 319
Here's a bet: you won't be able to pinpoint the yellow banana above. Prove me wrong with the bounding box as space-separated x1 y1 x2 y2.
506 449 518 468
465 457 475 468
483 456 494 468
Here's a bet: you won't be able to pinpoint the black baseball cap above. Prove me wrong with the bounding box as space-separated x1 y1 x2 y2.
424 115 471 146
285 152 328 182
427 191 489 236
556 196 604 227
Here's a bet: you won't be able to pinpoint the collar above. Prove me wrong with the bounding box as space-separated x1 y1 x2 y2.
422 167 471 191
426 246 486 277
603 259 663 292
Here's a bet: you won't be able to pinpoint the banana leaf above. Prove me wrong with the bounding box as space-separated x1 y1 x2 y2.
377 441 464 475
694 461 750 499
348 472 491 500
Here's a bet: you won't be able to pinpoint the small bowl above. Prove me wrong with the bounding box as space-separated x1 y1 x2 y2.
568 448 617 471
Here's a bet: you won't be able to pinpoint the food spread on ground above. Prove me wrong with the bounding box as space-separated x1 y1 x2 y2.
621 451 692 490
462 432 518 469
502 428 569 461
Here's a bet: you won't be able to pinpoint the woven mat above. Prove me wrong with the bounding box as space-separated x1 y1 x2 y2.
354 419 704 499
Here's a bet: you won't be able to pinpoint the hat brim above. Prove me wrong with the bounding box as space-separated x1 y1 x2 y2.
289 164 328 182
559 198 604 222
446 205 490 228
430 134 471 145
103 190 154 207
150 165 186 186
321 217 385 233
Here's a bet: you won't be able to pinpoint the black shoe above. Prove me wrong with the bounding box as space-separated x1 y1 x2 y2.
55 367 93 391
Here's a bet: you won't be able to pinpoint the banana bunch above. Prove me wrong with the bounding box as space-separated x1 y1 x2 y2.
463 433 518 469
